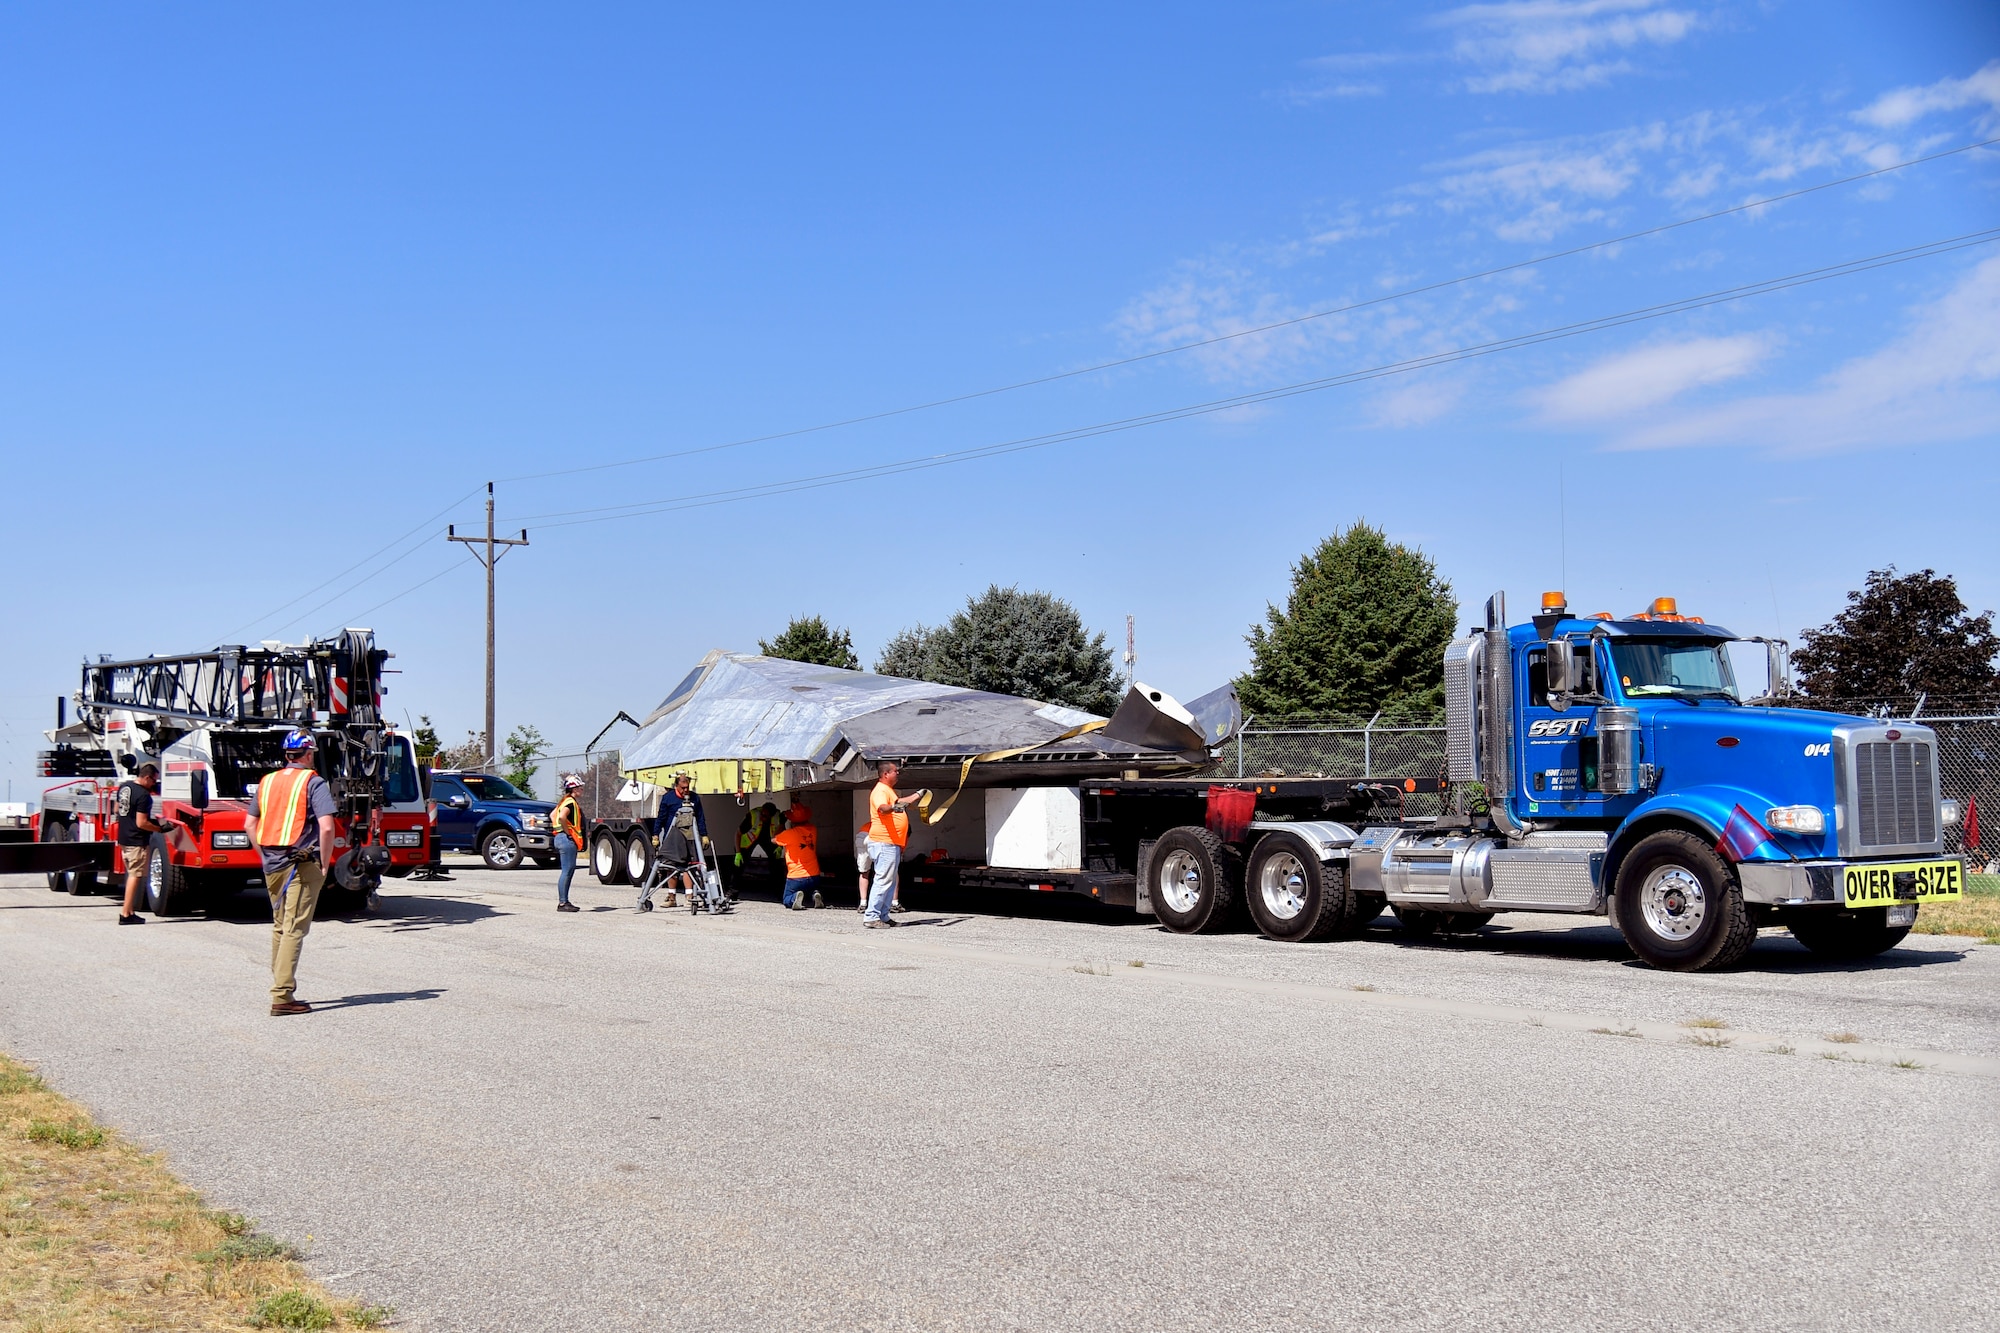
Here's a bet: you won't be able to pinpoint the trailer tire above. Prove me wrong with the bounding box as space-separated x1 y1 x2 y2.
624 830 654 886
592 830 628 885
41 818 73 892
1245 832 1350 943
1613 829 1756 971
1783 907 1913 961
1391 905 1492 937
480 828 523 871
1147 826 1241 935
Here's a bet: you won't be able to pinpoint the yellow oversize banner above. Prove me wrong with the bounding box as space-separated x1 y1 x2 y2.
1842 858 1962 908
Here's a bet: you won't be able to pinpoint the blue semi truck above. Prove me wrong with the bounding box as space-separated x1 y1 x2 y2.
1137 589 1965 971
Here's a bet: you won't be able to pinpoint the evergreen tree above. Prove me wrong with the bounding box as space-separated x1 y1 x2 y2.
759 615 860 670
1237 521 1458 718
875 624 946 681
1793 567 2000 699
412 715 442 764
876 586 1122 715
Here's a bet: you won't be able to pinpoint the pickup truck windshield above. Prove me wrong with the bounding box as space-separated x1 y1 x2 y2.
457 774 528 800
1610 640 1739 700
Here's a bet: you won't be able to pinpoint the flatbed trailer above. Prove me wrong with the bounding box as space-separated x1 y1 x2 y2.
902 775 1442 911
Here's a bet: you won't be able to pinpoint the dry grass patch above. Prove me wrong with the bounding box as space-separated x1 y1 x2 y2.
0 1051 391 1330
1911 872 2000 944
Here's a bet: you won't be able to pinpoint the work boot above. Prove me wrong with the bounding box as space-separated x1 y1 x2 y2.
270 1000 312 1016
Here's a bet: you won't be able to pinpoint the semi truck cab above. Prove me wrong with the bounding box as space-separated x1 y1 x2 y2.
1358 590 1964 969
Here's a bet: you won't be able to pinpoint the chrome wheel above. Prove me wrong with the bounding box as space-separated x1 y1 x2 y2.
1157 849 1203 914
482 831 521 870
1256 851 1309 922
1639 864 1706 942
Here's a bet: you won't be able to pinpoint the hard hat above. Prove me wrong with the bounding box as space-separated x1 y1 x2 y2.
562 773 585 791
787 802 812 823
282 729 317 753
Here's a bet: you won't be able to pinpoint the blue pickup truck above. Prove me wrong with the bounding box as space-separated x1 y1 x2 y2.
427 770 557 870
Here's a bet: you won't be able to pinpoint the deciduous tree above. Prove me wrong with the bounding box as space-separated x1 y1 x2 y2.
502 724 551 797
1793 567 2000 699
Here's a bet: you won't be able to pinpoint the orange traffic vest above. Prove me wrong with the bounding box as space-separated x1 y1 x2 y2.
553 795 585 844
255 766 318 847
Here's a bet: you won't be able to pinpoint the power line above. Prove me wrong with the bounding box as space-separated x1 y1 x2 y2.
495 135 2000 488
215 485 485 643
517 227 2000 530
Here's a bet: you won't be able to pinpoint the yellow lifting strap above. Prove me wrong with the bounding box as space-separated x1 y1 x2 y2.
917 719 1108 826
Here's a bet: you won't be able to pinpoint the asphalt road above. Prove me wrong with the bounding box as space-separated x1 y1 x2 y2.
3 860 1996 1331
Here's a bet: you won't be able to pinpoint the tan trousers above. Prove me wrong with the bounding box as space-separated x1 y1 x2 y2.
264 860 325 1004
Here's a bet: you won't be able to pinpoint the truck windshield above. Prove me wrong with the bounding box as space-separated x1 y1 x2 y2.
383 738 421 805
457 773 528 800
1610 640 1739 700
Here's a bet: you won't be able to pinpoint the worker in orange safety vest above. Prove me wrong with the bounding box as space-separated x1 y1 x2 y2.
246 729 338 1016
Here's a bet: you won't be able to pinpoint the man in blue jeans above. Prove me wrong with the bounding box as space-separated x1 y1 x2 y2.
551 774 587 912
862 762 926 929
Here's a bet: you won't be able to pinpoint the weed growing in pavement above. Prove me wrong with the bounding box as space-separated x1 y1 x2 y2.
1351 983 1376 992
1825 1031 1863 1044
248 1288 336 1329
26 1119 106 1150
1891 1058 1923 1070
1681 1016 1729 1030
1126 960 1145 968
1683 1032 1733 1049
350 1304 395 1328
1072 961 1109 976
1589 1027 1641 1038
1819 1051 1853 1062
1767 1044 1796 1055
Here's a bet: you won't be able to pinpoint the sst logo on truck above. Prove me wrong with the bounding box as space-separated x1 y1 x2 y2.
1527 718 1591 738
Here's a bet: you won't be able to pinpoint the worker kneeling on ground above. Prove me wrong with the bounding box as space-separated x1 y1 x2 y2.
772 802 822 910
248 730 338 1016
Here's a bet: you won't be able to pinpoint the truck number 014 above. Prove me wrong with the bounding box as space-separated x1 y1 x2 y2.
1803 742 1831 757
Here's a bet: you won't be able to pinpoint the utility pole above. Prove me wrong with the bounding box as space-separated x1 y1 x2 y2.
1123 614 1136 685
447 482 528 768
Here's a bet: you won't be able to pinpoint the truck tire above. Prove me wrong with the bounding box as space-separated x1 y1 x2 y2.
1613 829 1757 971
146 855 199 917
624 830 654 886
1148 826 1241 935
66 861 101 896
1783 907 1913 961
480 828 523 871
41 819 72 892
1245 832 1350 943
592 830 628 885
1391 905 1493 937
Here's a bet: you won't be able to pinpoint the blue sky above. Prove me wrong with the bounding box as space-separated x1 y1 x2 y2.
3 1 1998 791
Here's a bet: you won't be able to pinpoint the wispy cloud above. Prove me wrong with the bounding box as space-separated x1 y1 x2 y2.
1855 60 2000 130
1435 0 1704 94
1536 334 1770 420
1607 255 2000 453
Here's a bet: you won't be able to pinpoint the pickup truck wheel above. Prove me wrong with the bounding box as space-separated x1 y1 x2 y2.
1613 830 1756 971
41 819 72 891
1148 826 1241 935
624 831 654 886
592 830 627 885
1245 832 1350 943
480 829 523 871
1783 907 1913 961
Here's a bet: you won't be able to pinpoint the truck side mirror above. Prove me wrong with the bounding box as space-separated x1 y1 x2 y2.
190 770 209 810
448 794 471 810
1545 635 1576 712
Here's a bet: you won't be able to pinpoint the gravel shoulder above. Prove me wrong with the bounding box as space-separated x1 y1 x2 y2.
3 863 1995 1331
